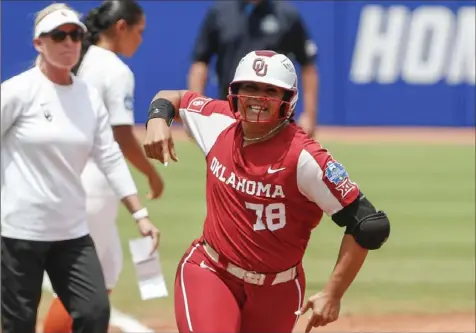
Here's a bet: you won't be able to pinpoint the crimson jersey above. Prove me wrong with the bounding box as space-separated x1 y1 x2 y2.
179 92 360 272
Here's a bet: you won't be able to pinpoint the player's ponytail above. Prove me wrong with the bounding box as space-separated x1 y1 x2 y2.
71 7 103 75
72 0 143 75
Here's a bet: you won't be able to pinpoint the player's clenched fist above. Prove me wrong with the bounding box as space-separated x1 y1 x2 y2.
296 292 341 332
143 118 178 166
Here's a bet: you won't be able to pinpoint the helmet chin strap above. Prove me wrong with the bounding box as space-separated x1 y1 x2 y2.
243 119 290 143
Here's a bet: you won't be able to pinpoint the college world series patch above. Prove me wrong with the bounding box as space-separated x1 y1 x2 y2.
325 161 348 185
325 161 356 198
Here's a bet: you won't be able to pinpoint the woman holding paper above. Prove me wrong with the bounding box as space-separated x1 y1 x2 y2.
0 3 159 333
42 1 163 332
129 237 169 300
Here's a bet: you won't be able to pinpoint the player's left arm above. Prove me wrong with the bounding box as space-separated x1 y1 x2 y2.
299 195 390 331
297 147 391 252
297 147 390 330
311 193 388 315
323 185 390 305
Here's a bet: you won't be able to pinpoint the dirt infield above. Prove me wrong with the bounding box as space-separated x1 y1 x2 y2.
87 125 475 332
39 311 476 333
134 312 476 333
135 125 475 145
293 312 475 332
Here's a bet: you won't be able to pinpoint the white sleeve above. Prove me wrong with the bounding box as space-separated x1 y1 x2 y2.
178 92 236 156
1 80 23 138
104 68 135 126
179 109 235 155
297 149 360 216
91 97 138 199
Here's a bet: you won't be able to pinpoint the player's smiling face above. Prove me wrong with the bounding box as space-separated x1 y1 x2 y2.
237 82 285 123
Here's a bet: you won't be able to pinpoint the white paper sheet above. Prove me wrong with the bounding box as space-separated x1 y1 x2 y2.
128 237 168 300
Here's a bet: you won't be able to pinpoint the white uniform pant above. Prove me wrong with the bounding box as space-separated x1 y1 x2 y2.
86 195 122 290
81 159 124 290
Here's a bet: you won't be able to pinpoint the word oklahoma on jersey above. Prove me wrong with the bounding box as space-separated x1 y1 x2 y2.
179 91 360 273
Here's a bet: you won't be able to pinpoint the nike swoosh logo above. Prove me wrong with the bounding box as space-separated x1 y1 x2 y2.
199 261 216 273
267 167 286 174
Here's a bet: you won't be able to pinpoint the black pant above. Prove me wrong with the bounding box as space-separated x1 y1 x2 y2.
1 234 110 333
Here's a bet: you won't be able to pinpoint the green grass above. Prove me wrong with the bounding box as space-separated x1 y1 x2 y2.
76 141 476 318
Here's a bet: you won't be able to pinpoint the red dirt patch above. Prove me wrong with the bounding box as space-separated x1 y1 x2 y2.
37 311 476 333
135 311 475 333
294 312 475 332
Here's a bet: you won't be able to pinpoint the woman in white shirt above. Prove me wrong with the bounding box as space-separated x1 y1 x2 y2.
41 2 164 332
0 4 159 333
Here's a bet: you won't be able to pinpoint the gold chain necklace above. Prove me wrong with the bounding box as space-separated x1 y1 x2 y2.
243 120 290 142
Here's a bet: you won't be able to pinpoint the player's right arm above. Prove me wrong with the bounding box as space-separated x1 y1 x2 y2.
148 89 189 121
143 90 235 165
143 90 187 165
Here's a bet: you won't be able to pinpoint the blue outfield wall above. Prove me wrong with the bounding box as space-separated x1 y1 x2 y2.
1 1 474 127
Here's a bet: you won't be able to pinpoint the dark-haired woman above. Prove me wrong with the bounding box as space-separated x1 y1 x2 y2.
42 1 163 332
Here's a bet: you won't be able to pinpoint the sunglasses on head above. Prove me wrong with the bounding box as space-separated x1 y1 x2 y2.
42 29 84 43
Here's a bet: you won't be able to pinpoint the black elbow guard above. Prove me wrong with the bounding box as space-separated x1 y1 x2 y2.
347 211 390 250
146 98 176 128
332 193 390 250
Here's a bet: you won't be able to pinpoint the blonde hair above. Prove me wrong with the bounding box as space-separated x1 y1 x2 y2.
33 3 80 66
34 3 77 30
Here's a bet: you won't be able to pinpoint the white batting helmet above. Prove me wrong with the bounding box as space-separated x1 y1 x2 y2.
228 50 299 122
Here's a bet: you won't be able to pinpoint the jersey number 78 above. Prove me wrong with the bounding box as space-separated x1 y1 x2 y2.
245 202 286 231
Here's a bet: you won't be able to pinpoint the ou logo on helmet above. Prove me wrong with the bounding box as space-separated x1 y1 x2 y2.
252 58 268 77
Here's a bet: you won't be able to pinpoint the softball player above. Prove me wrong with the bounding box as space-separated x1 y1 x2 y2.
42 1 163 332
144 50 391 332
